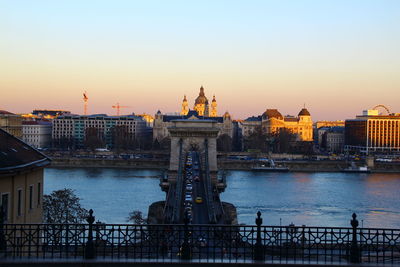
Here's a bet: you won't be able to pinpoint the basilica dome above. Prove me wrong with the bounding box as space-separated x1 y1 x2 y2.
194 86 209 105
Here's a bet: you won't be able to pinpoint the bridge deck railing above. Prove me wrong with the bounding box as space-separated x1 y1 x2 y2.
0 211 399 264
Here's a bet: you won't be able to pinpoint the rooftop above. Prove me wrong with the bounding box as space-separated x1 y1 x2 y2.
0 128 50 173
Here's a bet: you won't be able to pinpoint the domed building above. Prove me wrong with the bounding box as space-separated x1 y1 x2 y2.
180 86 218 117
241 107 313 142
193 86 208 116
154 86 233 142
261 107 313 141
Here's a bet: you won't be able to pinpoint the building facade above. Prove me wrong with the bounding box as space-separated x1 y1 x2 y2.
0 129 50 223
345 109 400 153
0 110 23 138
22 121 52 148
319 127 345 153
52 114 148 149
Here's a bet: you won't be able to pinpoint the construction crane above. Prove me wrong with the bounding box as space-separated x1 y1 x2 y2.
112 103 131 116
83 91 88 115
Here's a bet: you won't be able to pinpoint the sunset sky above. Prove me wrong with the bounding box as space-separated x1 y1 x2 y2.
1 0 399 121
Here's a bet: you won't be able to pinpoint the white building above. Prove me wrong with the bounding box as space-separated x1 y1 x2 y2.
52 114 149 148
22 121 52 148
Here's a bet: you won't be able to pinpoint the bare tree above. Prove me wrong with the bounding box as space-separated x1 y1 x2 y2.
85 127 105 151
43 188 88 223
244 126 268 152
127 210 147 224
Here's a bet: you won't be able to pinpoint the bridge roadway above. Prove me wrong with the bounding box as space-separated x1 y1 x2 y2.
164 148 224 225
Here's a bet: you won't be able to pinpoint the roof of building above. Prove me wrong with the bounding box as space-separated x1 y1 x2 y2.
0 128 50 174
22 120 52 125
244 116 262 122
161 110 224 123
298 108 311 116
328 126 345 133
284 117 298 122
262 109 284 120
223 111 231 119
0 110 15 115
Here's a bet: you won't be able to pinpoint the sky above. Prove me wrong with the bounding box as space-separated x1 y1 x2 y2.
1 0 399 121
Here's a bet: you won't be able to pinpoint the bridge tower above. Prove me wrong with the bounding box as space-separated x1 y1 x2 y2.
167 119 219 183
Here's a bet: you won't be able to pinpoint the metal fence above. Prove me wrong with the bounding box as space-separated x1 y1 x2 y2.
0 210 399 264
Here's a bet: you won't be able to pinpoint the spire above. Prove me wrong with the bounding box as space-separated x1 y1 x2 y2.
210 94 217 117
181 94 189 115
199 86 205 96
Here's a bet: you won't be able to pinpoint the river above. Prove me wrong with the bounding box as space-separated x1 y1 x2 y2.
44 168 400 228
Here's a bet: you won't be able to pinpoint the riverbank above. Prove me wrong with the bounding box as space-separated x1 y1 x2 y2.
49 157 400 173
50 157 169 169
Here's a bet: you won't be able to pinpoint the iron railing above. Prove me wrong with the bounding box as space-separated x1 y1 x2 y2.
0 211 399 264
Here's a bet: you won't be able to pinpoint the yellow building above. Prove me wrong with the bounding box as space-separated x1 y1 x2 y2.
181 86 218 117
240 108 313 141
261 108 313 141
0 110 23 138
0 128 50 223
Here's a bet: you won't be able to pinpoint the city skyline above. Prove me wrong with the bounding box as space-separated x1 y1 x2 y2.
1 0 399 121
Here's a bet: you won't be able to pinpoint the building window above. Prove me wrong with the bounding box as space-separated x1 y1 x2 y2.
17 189 22 216
37 182 41 206
1 193 9 222
29 185 33 210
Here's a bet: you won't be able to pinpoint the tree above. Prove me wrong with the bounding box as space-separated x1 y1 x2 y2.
127 210 147 224
273 128 296 153
244 126 268 152
85 127 105 151
112 125 135 151
43 188 88 223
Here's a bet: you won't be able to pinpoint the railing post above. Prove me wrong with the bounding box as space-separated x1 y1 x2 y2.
350 213 361 263
181 210 191 260
254 211 264 261
0 205 6 256
85 209 95 259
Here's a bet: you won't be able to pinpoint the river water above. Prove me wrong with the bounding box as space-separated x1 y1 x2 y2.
44 168 400 228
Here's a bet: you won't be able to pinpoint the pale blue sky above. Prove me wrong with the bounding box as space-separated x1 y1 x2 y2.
1 0 399 120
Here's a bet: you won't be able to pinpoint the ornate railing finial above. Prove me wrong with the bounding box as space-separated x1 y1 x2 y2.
85 209 95 259
350 213 360 263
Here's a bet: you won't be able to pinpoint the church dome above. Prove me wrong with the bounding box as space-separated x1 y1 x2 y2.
298 108 310 116
262 109 283 120
194 86 208 105
223 111 231 119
